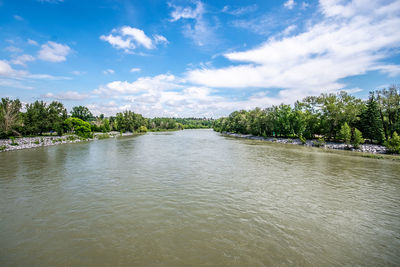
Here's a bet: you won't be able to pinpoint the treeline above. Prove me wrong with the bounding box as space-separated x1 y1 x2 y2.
213 86 400 153
0 99 213 139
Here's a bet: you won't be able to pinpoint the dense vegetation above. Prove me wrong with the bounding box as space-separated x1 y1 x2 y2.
0 100 213 139
213 86 400 153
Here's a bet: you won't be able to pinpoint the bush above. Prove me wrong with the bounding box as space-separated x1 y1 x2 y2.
64 117 93 139
10 136 18 146
97 133 110 140
299 135 307 145
34 140 40 144
0 145 6 151
312 137 325 147
138 125 148 133
352 128 364 149
385 132 400 154
340 122 351 145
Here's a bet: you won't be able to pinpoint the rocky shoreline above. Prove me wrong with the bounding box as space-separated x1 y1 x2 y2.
222 132 389 154
0 132 135 153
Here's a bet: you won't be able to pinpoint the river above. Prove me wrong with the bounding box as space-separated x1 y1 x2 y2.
1 129 399 266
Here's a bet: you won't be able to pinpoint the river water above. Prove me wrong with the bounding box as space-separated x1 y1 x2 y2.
1 129 399 266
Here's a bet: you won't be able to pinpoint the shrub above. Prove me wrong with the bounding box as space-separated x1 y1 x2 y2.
312 137 325 147
10 136 18 146
34 140 40 144
299 135 307 145
138 125 148 133
385 132 400 154
0 145 6 151
339 122 351 145
352 128 364 149
64 117 93 139
97 133 110 140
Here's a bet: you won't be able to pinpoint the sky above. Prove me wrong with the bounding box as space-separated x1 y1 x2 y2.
0 0 399 118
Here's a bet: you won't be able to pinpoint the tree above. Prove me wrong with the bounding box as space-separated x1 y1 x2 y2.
47 101 67 135
71 106 93 121
376 86 400 141
339 122 351 146
385 131 400 154
24 101 48 135
359 93 384 143
352 128 364 149
0 98 22 137
64 117 92 138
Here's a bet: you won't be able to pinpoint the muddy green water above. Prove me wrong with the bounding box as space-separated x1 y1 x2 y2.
1 129 400 266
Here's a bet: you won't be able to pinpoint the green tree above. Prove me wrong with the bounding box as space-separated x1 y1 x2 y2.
352 128 364 149
385 131 400 154
24 101 48 135
359 93 384 143
47 101 67 135
0 98 22 137
64 117 92 138
71 106 93 121
339 122 351 146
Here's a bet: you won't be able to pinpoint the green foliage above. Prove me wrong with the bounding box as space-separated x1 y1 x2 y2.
359 93 384 143
97 133 110 140
64 117 93 138
299 135 307 144
0 145 6 151
339 122 352 145
34 140 40 144
10 136 18 146
115 111 147 132
312 137 325 147
385 131 400 154
352 128 364 149
138 125 148 133
0 98 22 138
71 106 94 121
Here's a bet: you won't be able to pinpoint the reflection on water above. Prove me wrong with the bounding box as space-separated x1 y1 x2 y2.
1 129 399 266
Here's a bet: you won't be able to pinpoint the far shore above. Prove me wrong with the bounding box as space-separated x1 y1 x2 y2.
0 132 138 153
221 131 392 155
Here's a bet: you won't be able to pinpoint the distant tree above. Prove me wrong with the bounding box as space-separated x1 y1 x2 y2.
0 98 22 137
64 117 92 138
385 131 400 154
47 101 68 135
71 106 93 121
376 86 400 140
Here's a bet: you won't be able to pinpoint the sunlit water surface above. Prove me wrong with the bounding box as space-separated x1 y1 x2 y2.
1 129 399 266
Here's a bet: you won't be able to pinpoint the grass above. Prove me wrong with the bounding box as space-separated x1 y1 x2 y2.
97 133 110 140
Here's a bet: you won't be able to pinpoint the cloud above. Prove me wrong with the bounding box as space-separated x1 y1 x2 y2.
169 1 216 46
94 74 180 95
72 70 85 75
0 79 34 90
103 69 115 75
38 41 71 62
43 91 89 101
27 39 38 46
186 0 400 105
222 4 258 15
153 34 169 45
130 68 141 72
284 0 296 9
14 15 23 21
0 59 70 80
100 26 168 53
11 54 35 66
5 46 22 53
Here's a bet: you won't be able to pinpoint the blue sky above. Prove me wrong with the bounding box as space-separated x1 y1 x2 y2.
0 0 399 117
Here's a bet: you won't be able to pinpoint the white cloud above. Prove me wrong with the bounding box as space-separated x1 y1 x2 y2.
72 70 84 75
130 68 141 72
5 46 22 53
169 1 216 46
43 91 89 101
0 79 34 90
284 0 296 9
11 54 35 66
222 4 258 15
94 74 180 95
103 69 115 75
121 26 153 49
153 34 169 45
27 39 38 46
38 41 71 62
186 0 400 105
0 59 70 80
282 24 297 36
100 26 168 53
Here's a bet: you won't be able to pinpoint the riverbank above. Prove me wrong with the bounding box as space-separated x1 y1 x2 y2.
221 132 390 155
0 131 136 153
